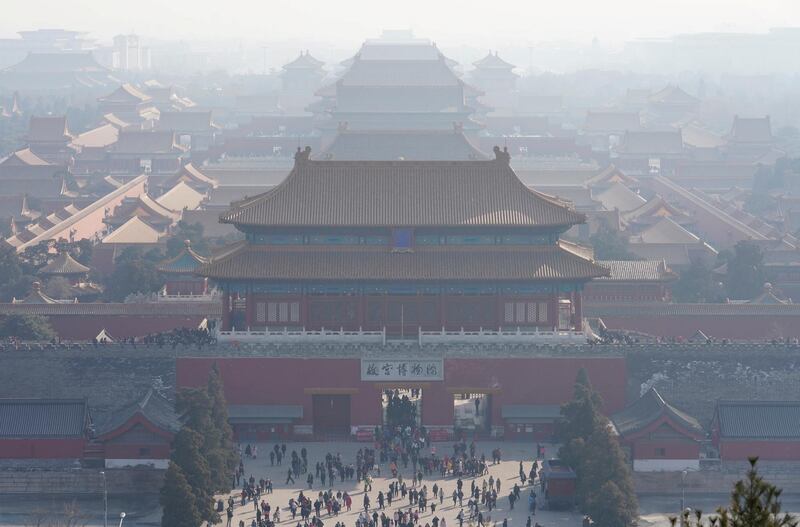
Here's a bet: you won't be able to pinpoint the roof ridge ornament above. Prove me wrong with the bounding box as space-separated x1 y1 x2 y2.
294 146 312 164
492 145 511 165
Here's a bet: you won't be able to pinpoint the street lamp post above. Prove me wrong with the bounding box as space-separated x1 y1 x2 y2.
100 470 107 527
118 512 126 527
680 469 688 526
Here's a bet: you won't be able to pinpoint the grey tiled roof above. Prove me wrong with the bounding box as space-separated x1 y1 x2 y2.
595 260 674 282
97 389 180 436
221 158 585 228
198 245 608 281
0 399 87 438
322 131 489 161
716 400 800 439
612 388 702 437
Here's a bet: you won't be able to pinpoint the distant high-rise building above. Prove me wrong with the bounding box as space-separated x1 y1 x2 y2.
112 34 150 71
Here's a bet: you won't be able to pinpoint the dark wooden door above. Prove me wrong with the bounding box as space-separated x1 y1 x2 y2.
312 394 351 437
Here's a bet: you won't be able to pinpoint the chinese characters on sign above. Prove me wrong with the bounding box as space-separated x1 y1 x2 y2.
361 358 444 381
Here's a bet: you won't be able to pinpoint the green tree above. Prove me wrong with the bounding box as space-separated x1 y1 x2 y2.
166 221 209 258
44 276 74 300
160 462 203 527
672 258 721 303
586 481 639 527
0 245 23 301
0 314 56 341
103 247 163 301
558 368 603 467
170 428 215 524
719 457 797 527
725 241 765 300
670 458 797 527
590 225 638 260
558 369 638 526
579 425 638 522
177 386 229 491
206 364 237 492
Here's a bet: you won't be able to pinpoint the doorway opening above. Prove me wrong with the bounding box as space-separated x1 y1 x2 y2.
382 388 423 432
312 394 351 438
453 392 491 436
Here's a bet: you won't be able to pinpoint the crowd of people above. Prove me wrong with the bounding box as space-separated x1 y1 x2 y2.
223 433 546 527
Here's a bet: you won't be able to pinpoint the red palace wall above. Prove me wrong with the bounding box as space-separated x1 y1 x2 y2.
719 441 800 461
103 443 171 460
630 438 700 460
0 438 86 459
598 315 800 340
176 356 627 431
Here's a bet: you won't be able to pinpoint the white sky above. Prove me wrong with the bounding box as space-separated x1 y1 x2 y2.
3 0 799 46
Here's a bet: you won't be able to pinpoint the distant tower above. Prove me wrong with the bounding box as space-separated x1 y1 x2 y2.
279 50 325 114
113 34 143 71
470 51 519 116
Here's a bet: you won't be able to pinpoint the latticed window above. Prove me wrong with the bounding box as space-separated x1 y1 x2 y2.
503 301 548 324
256 301 300 323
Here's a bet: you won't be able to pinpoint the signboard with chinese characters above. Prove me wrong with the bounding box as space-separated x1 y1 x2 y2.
361 358 444 381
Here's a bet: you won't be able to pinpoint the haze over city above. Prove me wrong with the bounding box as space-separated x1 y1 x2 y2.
0 2 800 527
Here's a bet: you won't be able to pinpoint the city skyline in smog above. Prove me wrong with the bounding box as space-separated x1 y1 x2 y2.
2 0 799 46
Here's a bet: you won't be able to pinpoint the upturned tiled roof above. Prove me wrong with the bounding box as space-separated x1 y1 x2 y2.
197 244 608 282
596 260 675 282
648 85 699 106
0 148 51 166
339 58 461 87
97 389 180 437
321 130 489 161
595 182 647 213
71 123 119 148
39 252 90 276
221 154 585 229
612 388 702 437
632 217 701 244
155 181 205 212
101 216 162 244
174 163 217 188
158 241 208 274
730 116 772 144
25 116 72 143
473 52 515 70
0 399 88 438
11 281 69 304
99 83 151 104
715 400 800 439
282 51 325 70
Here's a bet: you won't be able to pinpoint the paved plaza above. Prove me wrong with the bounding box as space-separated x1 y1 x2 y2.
220 441 584 527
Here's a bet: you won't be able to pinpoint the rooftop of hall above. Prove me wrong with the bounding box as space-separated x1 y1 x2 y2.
219 146 585 229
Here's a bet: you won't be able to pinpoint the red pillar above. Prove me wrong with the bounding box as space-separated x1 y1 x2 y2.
222 292 231 331
245 290 254 329
548 292 558 331
357 293 366 329
438 294 447 330
573 289 583 330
